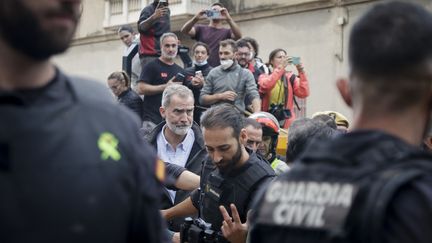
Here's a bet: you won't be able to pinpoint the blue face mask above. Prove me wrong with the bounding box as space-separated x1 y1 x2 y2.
194 60 208 67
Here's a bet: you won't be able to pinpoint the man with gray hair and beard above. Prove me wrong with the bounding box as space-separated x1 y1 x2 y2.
137 32 184 130
145 84 206 239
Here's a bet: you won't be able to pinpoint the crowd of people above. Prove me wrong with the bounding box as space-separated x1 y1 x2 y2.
2 0 432 243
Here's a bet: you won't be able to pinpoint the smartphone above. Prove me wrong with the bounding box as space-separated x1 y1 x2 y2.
291 56 301 65
205 9 221 19
157 0 168 8
174 73 186 83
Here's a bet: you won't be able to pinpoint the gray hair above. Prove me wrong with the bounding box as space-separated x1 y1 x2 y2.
160 32 178 45
161 84 194 108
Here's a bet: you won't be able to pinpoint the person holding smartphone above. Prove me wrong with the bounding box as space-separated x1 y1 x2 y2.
137 0 170 67
180 2 242 67
258 48 309 128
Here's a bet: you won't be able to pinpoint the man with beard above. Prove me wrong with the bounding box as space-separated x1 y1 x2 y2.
145 84 206 236
200 39 261 113
249 2 432 243
162 104 275 242
0 0 166 243
137 0 170 66
137 32 184 131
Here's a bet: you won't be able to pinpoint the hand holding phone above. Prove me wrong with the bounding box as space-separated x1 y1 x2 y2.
290 56 301 65
174 73 186 83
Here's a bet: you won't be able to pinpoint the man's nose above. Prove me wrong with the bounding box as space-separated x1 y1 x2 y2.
212 151 223 163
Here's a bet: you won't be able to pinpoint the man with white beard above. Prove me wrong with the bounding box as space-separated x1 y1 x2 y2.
137 32 184 130
145 84 207 238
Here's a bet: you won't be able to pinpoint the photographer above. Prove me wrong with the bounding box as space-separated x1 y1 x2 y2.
180 2 242 67
258 48 309 128
137 0 170 66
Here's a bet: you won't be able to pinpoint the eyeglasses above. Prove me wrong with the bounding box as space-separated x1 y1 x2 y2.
237 52 251 57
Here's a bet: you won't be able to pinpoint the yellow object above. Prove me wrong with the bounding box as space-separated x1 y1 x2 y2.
276 128 288 157
98 132 121 161
155 159 166 182
312 111 350 128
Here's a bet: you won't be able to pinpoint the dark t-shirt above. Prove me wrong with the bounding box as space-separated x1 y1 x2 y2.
194 25 232 67
137 3 170 56
139 59 183 124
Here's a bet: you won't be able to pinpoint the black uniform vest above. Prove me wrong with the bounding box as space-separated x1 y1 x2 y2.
251 133 432 243
200 154 274 231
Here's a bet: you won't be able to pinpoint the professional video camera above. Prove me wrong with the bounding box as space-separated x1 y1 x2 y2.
180 217 226 243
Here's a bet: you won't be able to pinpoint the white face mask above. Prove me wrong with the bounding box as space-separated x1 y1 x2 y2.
194 60 208 66
220 59 234 70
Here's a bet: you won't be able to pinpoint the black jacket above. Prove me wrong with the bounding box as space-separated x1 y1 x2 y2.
118 88 143 121
250 130 432 243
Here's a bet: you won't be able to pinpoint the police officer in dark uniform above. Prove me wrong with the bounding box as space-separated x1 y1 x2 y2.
250 1 432 243
163 104 275 242
0 1 167 242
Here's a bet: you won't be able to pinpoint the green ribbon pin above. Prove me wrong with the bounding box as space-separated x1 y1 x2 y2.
98 132 121 161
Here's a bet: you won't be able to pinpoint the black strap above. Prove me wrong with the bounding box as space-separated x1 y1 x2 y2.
289 73 301 111
281 73 301 111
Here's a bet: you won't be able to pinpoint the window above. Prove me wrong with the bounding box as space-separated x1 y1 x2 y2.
128 0 141 11
110 0 123 15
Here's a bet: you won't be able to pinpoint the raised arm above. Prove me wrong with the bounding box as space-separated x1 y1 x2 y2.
180 9 206 37
138 7 169 33
221 8 242 40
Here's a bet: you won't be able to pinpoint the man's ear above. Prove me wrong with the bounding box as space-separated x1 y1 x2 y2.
239 128 248 144
336 78 352 107
159 106 166 119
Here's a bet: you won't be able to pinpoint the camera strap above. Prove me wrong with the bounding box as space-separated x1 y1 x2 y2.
282 72 301 110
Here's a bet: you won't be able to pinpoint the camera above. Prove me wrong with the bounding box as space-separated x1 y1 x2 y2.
180 217 225 243
269 104 291 122
205 9 221 19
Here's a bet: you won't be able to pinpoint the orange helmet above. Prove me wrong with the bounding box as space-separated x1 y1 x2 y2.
249 112 280 136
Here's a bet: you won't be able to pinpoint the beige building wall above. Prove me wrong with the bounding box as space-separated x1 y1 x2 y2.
53 0 432 121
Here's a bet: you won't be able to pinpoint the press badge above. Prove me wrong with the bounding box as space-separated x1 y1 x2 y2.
257 180 358 230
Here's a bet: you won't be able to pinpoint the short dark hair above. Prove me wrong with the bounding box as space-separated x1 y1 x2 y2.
211 2 224 8
241 37 259 57
350 1 432 77
201 104 244 138
219 39 237 53
236 39 250 50
244 118 262 130
286 118 336 162
118 25 134 34
349 1 432 112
